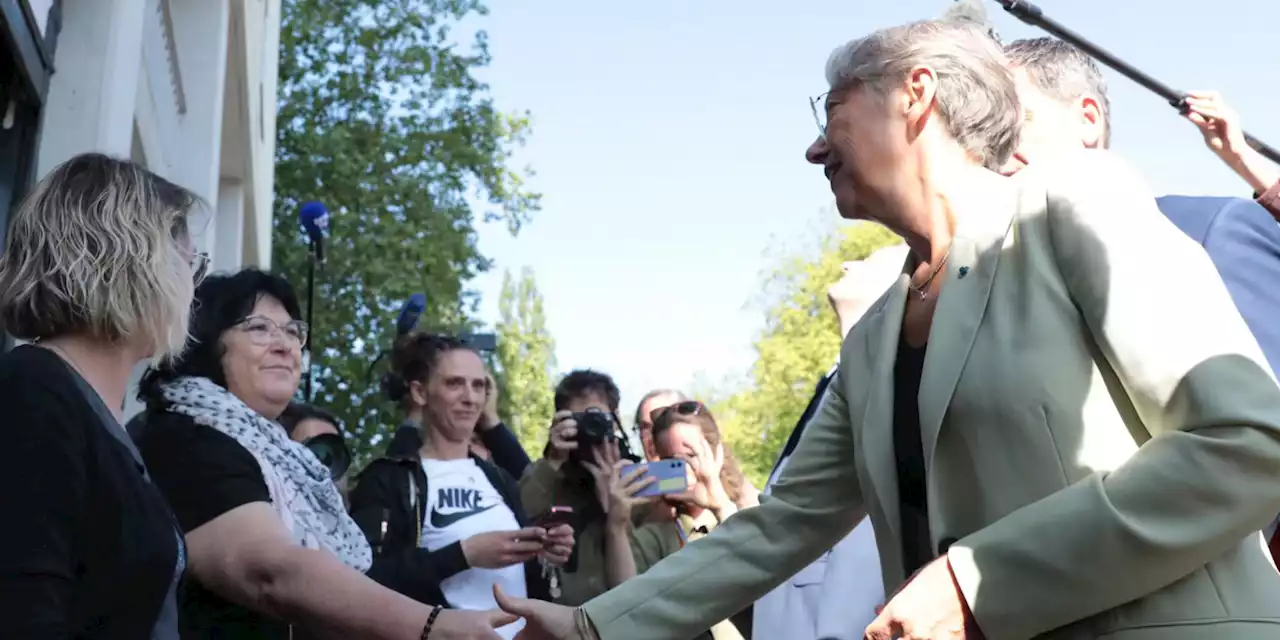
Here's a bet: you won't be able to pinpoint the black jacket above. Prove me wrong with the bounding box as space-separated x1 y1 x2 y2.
385 421 531 481
352 445 550 606
769 369 836 478
0 346 182 639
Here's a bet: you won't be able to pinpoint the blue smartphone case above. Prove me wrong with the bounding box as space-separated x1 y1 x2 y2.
622 459 689 497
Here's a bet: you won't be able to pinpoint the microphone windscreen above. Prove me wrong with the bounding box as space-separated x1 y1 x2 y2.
396 293 427 336
300 201 329 234
941 0 1000 42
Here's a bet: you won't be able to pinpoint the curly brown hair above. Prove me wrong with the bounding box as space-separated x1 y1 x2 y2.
651 401 747 506
382 331 474 409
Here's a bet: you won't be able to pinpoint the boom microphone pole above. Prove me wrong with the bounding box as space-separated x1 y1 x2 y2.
299 201 329 401
992 0 1280 165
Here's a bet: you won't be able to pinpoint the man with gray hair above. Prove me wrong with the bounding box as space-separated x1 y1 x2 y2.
1003 36 1280 381
632 388 689 462
1000 37 1111 175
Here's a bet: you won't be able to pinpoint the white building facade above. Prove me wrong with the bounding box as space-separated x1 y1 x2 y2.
0 0 283 416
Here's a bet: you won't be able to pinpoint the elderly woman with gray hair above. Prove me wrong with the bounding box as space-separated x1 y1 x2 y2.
499 17 1280 640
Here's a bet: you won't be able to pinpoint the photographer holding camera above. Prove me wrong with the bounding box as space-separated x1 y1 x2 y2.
279 401 353 508
519 370 643 606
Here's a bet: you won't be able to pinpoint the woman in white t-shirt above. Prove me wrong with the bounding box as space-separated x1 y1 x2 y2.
351 332 575 639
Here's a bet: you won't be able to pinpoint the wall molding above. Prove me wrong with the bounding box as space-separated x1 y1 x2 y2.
157 0 186 115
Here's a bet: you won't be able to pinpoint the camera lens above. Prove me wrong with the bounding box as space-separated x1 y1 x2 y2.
303 433 352 480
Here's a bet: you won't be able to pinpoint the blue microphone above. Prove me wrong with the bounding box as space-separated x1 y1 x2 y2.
396 293 426 336
299 201 329 262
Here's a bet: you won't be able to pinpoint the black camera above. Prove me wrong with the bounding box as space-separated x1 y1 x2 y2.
569 408 639 463
573 409 615 448
302 433 352 481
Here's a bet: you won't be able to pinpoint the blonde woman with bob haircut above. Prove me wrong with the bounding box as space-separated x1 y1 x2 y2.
0 153 206 639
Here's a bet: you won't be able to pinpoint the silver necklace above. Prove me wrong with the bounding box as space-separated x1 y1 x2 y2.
910 247 952 300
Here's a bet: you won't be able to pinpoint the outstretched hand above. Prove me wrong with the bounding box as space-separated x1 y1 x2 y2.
433 608 519 640
864 556 981 640
494 584 583 640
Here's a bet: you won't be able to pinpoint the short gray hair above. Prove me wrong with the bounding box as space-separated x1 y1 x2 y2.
0 153 201 359
634 388 689 425
1004 37 1111 148
824 19 1021 170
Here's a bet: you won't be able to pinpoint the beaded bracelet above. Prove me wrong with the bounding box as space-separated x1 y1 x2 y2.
420 605 443 639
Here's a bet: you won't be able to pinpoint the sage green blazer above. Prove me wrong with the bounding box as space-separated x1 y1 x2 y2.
583 150 1280 639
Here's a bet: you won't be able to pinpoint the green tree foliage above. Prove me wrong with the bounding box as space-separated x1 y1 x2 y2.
714 222 902 486
271 0 539 464
493 267 557 456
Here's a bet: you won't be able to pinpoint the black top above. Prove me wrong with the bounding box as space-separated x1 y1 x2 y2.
0 346 182 639
893 339 934 577
134 409 288 639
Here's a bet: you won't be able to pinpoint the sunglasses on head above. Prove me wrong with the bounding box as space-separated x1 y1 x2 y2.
650 400 705 425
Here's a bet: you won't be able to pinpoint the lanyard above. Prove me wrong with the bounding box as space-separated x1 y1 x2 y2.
675 519 688 549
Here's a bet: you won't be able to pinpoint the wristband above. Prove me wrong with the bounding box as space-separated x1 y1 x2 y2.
420 605 443 639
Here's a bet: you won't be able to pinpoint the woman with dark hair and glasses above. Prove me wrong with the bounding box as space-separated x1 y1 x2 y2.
585 401 755 640
134 269 511 639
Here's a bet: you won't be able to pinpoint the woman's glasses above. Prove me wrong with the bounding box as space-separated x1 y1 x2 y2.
238 315 309 346
191 252 210 285
809 92 829 138
650 400 705 424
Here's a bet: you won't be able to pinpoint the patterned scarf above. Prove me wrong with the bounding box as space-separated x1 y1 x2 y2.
161 376 371 572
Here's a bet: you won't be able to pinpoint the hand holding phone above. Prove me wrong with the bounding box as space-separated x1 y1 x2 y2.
534 505 574 529
533 507 575 567
620 459 689 498
461 529 545 569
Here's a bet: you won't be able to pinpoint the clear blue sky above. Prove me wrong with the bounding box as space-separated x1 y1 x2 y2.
468 0 1280 418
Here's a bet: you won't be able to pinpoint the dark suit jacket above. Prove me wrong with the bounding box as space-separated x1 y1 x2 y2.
769 369 836 480
1157 195 1280 379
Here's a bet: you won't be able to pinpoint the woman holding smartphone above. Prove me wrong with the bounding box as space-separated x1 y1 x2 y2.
349 332 574 639
582 401 754 640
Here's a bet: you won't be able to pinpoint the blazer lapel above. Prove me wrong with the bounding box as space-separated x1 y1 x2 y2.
859 274 910 545
917 191 1020 468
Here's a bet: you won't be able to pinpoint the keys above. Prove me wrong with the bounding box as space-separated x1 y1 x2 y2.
541 558 562 600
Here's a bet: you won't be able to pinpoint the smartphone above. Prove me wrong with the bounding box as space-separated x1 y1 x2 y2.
620 459 689 498
534 505 575 529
